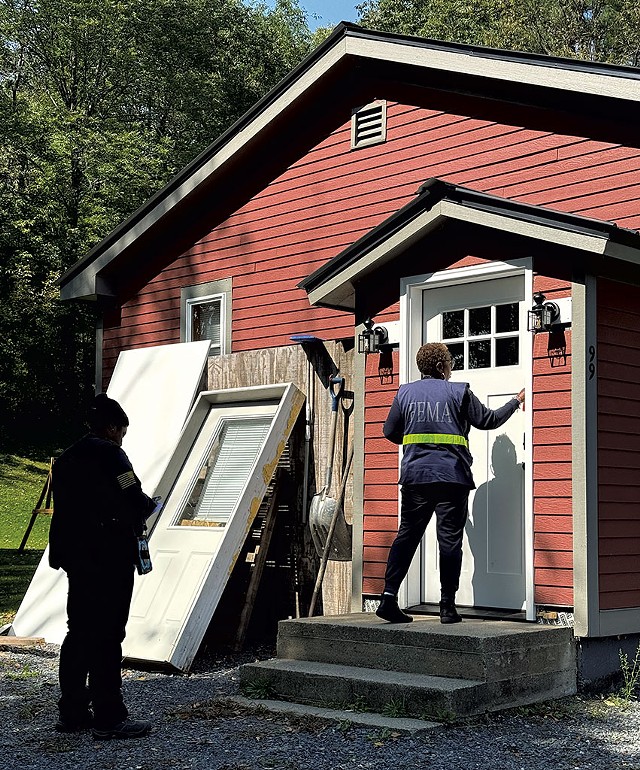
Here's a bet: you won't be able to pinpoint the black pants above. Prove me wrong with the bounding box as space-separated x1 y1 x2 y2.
59 559 134 729
383 482 470 602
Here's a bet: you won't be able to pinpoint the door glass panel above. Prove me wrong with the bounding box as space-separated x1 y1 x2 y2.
496 337 519 367
442 309 464 339
448 342 464 371
176 416 272 527
469 306 491 336
496 302 519 333
469 339 491 369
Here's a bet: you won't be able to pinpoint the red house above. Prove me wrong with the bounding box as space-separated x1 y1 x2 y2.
59 24 640 685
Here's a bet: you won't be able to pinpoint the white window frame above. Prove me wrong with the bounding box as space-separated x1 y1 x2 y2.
181 277 232 355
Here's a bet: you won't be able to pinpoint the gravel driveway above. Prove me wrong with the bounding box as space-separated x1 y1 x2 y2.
2 640 640 770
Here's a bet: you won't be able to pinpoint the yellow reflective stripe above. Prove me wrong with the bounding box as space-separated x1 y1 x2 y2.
403 433 468 448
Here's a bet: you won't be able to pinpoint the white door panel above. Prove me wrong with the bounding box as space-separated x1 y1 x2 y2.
123 384 304 671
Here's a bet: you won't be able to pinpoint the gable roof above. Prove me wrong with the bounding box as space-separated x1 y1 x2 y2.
299 177 640 312
59 23 640 301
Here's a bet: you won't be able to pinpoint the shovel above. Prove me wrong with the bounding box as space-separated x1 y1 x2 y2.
309 375 352 562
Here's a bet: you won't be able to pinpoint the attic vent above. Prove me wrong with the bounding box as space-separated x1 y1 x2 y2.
351 101 387 149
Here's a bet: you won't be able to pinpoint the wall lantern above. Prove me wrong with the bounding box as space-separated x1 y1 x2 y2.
527 292 561 334
358 318 389 354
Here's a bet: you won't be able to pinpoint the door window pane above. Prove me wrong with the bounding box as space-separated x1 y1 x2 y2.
496 337 519 367
469 306 491 336
469 339 491 369
496 302 519 333
442 309 464 339
447 342 464 372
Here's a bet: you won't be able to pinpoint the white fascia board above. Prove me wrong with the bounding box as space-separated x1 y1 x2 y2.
307 205 446 307
439 200 609 254
63 41 348 299
347 37 640 103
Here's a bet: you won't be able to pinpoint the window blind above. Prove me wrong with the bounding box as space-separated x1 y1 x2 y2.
192 416 272 525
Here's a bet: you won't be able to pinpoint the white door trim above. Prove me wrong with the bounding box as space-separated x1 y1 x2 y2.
398 259 535 619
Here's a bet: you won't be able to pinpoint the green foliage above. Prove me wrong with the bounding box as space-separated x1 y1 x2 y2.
0 0 313 453
619 642 640 701
356 0 640 65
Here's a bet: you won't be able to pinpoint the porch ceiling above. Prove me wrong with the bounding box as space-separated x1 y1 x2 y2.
299 178 640 315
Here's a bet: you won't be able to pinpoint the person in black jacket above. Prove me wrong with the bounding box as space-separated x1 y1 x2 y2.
377 342 525 624
49 394 157 739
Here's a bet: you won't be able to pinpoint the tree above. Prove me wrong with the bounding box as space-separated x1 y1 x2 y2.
356 0 640 66
0 0 313 454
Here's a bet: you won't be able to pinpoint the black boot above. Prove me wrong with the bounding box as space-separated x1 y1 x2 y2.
439 601 462 624
376 594 413 623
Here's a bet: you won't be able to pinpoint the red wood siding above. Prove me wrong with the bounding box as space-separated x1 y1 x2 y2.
363 350 400 596
598 278 640 610
532 278 573 607
101 96 640 608
102 101 640 379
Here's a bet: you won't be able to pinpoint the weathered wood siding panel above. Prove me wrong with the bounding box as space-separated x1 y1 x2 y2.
598 278 640 611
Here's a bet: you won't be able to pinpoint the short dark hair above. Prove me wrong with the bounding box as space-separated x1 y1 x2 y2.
89 393 129 432
416 343 451 377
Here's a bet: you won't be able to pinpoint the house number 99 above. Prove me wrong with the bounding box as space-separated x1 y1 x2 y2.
588 345 596 380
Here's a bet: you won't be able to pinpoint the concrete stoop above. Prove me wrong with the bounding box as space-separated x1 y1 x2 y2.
239 613 577 722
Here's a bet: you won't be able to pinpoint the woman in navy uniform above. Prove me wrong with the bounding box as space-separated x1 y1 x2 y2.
49 394 156 739
377 342 525 624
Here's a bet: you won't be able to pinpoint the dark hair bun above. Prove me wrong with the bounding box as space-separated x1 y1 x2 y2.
89 393 129 431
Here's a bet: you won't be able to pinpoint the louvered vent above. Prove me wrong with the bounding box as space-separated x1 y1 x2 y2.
351 101 387 149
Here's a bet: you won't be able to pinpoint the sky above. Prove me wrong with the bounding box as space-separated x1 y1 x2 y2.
264 1 360 29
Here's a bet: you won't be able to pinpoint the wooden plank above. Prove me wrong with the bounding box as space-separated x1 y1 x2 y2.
534 549 573 569
534 532 573 551
600 591 640 610
232 474 281 651
535 586 573 606
534 515 573 533
534 568 573 587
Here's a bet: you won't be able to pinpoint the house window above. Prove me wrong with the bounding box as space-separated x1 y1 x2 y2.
442 302 520 370
181 278 232 355
351 101 387 149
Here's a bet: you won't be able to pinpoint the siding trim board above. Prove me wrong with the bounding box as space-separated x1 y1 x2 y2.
572 276 600 637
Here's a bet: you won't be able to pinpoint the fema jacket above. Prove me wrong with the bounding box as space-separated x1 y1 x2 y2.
49 433 155 570
383 378 521 488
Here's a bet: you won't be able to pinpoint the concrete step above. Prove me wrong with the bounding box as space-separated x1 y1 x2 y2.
277 613 575 682
240 658 485 720
241 653 576 720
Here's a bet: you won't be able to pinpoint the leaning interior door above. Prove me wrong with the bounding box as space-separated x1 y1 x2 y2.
123 383 304 672
421 276 526 610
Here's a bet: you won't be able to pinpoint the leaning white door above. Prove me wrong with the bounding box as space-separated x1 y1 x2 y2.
421 276 526 609
123 383 304 672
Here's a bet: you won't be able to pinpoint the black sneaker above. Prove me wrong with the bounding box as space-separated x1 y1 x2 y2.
376 594 413 623
55 712 93 732
92 719 152 740
439 602 462 624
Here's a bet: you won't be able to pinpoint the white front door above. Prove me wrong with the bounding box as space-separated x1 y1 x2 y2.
420 276 527 610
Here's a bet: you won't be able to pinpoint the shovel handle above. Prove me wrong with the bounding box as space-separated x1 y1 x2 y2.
329 376 344 411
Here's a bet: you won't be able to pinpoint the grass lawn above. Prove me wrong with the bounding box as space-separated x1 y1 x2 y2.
0 454 51 626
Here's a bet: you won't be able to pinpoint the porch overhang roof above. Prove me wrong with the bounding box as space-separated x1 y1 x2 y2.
58 23 640 301
298 178 640 312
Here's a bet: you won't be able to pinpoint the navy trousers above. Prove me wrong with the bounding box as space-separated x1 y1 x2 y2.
383 482 470 602
58 559 134 729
